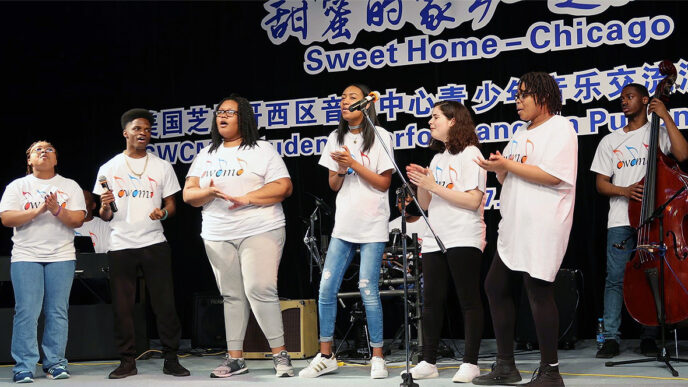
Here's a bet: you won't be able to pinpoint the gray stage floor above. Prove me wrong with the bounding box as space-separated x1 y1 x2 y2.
1 340 687 386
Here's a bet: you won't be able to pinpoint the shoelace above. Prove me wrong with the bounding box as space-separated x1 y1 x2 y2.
529 366 542 382
274 354 290 366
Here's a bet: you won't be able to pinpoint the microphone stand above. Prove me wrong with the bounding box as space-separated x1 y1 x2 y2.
360 107 445 387
606 185 688 376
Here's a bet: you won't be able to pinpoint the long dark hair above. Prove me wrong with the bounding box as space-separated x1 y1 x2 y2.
518 72 563 115
208 93 259 153
429 101 479 155
336 83 379 153
26 140 57 175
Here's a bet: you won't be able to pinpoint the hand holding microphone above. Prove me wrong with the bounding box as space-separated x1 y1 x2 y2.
98 176 118 213
347 91 380 112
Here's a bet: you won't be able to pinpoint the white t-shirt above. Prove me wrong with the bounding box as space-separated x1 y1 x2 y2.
422 146 487 253
389 216 428 247
318 127 395 243
93 152 180 251
590 122 671 228
186 141 290 240
0 174 86 262
497 115 578 282
75 217 111 253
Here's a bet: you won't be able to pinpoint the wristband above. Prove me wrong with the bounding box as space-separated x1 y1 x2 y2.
53 205 62 217
160 208 169 221
337 173 346 177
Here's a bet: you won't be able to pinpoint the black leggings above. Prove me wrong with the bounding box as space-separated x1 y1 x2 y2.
422 247 484 365
485 252 558 364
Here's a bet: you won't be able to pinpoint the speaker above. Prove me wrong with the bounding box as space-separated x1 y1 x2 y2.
515 269 579 350
192 296 318 359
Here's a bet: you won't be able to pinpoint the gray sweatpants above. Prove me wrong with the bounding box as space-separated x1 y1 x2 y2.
203 227 286 351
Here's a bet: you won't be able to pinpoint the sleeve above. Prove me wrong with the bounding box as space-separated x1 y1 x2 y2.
375 128 395 174
659 124 672 155
0 181 20 213
263 144 291 184
457 147 486 193
318 132 340 172
590 135 613 177
65 180 87 213
537 119 578 187
161 161 182 198
186 150 206 178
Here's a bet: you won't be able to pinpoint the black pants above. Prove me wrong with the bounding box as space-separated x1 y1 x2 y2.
485 252 558 365
107 242 181 360
422 247 484 365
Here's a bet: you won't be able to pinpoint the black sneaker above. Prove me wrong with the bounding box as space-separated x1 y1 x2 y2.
163 358 190 377
108 358 137 379
522 363 565 386
595 339 619 359
639 338 659 357
472 358 522 385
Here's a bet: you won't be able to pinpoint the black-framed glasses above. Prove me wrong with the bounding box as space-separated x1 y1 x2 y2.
31 147 55 154
214 109 238 117
514 91 533 100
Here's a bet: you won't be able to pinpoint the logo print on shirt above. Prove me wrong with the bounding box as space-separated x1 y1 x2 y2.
614 145 646 169
434 164 457 188
113 175 154 199
507 139 518 160
521 140 534 164
204 157 247 178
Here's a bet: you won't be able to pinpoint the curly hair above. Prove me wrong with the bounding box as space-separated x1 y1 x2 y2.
518 72 563 115
336 83 380 154
428 101 479 155
208 94 259 153
26 140 57 175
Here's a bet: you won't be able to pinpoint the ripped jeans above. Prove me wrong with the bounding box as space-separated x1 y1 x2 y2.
317 237 385 347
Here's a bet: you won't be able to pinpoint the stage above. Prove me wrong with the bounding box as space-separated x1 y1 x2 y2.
1 340 686 386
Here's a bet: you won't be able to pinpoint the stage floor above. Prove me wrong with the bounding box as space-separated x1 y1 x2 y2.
1 340 687 386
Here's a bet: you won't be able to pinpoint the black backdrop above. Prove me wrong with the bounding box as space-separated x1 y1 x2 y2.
2 1 687 342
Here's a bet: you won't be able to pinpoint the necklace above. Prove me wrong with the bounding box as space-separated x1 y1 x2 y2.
123 152 149 178
349 125 362 143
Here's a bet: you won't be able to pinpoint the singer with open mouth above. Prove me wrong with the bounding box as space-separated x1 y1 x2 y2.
94 109 189 379
299 84 394 379
183 95 294 378
0 141 86 383
404 100 487 383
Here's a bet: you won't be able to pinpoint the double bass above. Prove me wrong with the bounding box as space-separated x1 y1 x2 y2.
624 59 688 326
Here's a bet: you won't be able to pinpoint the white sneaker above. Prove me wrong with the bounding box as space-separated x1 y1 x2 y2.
452 362 480 383
298 353 338 378
400 360 439 379
370 356 388 379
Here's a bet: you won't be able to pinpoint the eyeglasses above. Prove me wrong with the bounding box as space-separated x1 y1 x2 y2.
214 109 238 117
514 91 533 101
31 147 55 154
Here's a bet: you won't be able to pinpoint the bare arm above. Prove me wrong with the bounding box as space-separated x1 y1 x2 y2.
407 163 483 211
183 177 230 207
476 151 561 186
1 205 47 228
595 174 643 201
150 195 176 220
330 145 392 192
649 99 688 162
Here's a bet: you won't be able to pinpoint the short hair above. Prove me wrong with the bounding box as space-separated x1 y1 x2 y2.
622 83 650 99
121 108 154 130
518 72 563 115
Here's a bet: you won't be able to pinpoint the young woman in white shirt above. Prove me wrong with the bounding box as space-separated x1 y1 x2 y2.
0 141 86 383
299 84 394 379
405 101 486 383
475 72 578 387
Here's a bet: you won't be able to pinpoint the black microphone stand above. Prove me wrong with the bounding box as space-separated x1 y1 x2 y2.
360 107 446 387
606 186 688 376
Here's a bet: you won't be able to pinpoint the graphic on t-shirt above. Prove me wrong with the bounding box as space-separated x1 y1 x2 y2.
613 145 646 169
434 164 457 189
112 174 155 199
20 189 67 210
521 139 534 163
347 151 370 175
507 139 518 160
201 157 247 178
447 165 458 189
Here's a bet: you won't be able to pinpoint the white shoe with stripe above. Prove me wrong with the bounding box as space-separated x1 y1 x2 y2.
298 353 338 378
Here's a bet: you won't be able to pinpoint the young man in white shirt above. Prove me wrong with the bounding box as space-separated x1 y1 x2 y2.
590 83 688 358
95 109 189 379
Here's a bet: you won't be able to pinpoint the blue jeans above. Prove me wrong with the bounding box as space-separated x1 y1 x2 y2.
318 237 385 348
11 260 75 375
604 227 657 342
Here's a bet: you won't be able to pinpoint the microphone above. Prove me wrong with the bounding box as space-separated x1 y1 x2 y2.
306 192 333 215
347 91 380 112
98 176 118 213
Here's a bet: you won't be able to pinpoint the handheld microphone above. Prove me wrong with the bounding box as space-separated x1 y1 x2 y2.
98 176 118 213
347 91 380 112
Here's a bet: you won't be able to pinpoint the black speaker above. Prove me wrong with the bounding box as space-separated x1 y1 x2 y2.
515 269 580 350
191 293 226 349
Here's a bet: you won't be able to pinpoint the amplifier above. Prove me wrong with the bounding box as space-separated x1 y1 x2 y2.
192 296 318 359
